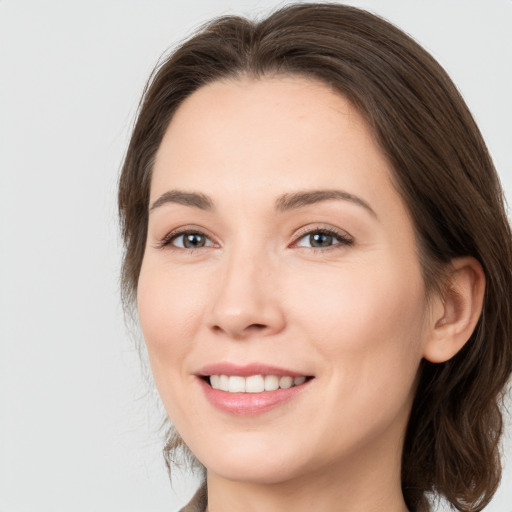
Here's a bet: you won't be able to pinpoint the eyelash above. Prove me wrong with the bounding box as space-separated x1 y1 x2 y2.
155 229 215 251
291 226 353 251
156 226 353 252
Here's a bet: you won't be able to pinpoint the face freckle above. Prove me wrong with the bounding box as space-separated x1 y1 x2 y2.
137 76 432 487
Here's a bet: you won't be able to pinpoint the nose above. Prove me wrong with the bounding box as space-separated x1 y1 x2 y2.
207 247 286 340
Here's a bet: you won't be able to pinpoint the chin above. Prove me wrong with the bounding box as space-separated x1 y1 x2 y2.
208 459 304 485
192 437 308 485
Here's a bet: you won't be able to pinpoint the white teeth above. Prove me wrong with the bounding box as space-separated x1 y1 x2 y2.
279 376 293 389
218 375 229 392
210 375 220 388
245 375 265 393
264 375 279 391
229 376 246 393
209 374 308 393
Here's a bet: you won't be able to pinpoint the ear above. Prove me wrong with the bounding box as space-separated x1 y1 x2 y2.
423 257 485 363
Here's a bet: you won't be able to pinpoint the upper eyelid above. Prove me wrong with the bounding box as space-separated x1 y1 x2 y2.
280 222 352 255
156 227 218 249
291 224 353 242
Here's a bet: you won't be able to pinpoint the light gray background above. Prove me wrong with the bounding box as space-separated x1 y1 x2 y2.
0 1 510 511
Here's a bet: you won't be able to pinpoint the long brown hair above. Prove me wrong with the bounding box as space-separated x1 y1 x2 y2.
118 4 512 511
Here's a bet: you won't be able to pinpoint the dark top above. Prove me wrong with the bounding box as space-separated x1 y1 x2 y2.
179 484 207 512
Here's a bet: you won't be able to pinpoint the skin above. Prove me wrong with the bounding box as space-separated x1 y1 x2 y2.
137 77 484 512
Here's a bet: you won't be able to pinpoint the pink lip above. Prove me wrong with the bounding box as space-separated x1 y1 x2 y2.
195 363 313 416
199 379 311 416
196 362 308 378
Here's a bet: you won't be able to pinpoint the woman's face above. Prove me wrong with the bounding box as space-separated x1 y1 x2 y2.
138 77 434 484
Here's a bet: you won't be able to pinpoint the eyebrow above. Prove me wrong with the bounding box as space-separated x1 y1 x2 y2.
149 188 376 217
149 190 214 212
275 189 377 217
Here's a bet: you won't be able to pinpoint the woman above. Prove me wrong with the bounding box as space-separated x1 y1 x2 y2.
118 3 512 511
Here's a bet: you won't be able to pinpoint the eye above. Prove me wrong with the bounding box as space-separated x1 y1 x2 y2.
160 230 215 249
294 228 353 249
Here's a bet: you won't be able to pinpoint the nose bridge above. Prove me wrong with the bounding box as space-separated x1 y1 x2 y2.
208 237 284 338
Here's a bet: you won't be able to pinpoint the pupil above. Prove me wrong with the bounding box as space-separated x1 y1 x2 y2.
184 233 205 248
311 232 332 247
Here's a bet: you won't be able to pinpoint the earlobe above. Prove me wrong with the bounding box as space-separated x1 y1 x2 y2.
423 257 486 364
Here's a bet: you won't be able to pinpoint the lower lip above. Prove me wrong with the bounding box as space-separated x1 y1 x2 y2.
199 378 311 416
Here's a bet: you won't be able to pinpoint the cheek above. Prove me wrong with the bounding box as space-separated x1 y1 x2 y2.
136 260 215 427
288 255 427 372
285 258 427 448
137 261 208 371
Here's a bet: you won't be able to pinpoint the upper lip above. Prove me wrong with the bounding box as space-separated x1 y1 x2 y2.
196 362 311 378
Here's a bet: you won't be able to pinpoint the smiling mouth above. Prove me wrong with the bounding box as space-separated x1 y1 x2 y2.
205 374 313 393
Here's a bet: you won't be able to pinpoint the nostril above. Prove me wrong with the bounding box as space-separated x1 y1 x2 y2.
247 323 268 331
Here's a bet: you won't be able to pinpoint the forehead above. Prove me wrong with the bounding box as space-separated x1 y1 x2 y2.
151 76 400 218
155 77 374 168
